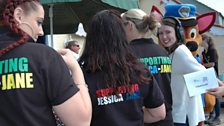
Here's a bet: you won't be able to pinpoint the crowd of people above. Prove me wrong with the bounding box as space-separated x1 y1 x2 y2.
1 0 224 126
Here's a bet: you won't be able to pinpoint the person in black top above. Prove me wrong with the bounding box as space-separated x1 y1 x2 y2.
79 9 165 126
121 9 174 126
0 0 91 125
201 34 221 125
201 34 219 75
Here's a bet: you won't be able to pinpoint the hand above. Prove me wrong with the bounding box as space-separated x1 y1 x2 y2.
207 86 224 98
57 49 79 70
203 62 215 68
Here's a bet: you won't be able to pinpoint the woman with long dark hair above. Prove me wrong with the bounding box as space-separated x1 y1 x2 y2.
158 17 205 126
79 10 165 126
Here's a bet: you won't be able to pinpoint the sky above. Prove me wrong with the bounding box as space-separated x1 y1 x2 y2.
196 0 224 16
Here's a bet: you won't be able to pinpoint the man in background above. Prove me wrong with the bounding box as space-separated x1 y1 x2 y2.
65 40 80 54
65 40 80 60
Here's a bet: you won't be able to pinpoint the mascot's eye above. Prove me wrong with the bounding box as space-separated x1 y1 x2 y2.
189 28 197 39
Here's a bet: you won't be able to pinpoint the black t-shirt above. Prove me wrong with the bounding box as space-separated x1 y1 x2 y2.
202 49 219 75
0 27 79 126
83 66 164 126
130 38 174 126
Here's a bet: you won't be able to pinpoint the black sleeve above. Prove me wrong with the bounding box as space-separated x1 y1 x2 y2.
144 76 164 108
207 49 219 75
42 48 79 105
208 49 218 63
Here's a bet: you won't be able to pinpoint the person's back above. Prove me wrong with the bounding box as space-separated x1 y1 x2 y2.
130 39 173 126
0 0 91 125
83 71 163 126
121 9 173 126
0 35 74 125
79 9 166 126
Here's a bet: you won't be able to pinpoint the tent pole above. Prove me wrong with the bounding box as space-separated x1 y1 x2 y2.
49 4 54 47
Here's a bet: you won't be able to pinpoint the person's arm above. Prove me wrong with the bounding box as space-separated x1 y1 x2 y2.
203 62 215 68
143 104 166 123
207 86 224 98
207 80 224 97
143 76 166 123
54 49 92 126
